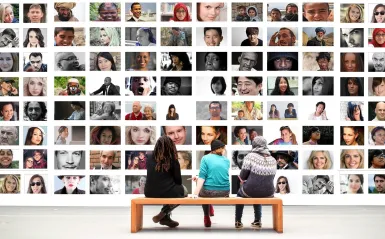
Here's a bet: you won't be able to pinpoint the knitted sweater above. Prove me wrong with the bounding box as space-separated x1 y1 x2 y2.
239 146 277 198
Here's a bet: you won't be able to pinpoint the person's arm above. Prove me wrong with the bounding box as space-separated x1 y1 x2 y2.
111 85 120 95
257 109 263 120
293 109 297 118
67 112 75 120
91 85 104 95
173 158 182 185
175 113 179 120
284 109 289 118
277 110 280 118
79 110 85 120
239 167 250 181
193 157 208 196
193 178 205 196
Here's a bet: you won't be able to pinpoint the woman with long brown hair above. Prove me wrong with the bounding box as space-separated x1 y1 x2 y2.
145 135 188 228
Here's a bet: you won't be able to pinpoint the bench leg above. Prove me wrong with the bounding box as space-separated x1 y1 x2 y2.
131 201 143 233
272 204 283 233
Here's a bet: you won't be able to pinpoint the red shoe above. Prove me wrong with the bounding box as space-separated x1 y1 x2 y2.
204 215 211 227
209 204 214 217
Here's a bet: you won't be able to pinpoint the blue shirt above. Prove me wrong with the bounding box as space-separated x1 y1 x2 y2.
199 154 230 191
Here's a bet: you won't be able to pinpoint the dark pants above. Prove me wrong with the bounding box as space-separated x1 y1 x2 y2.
199 188 229 216
235 188 261 222
159 185 188 215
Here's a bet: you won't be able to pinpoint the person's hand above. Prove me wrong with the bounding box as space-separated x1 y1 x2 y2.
190 194 198 199
324 181 334 193
90 92 94 96
11 37 19 47
345 117 351 121
269 32 279 46
10 87 18 95
78 64 85 71
191 176 198 182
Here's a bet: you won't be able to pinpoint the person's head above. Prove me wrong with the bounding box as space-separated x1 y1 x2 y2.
129 101 141 114
54 27 74 46
143 104 154 119
27 4 44 23
315 101 325 114
0 78 15 94
342 126 359 145
303 3 330 21
136 28 155 46
25 127 44 146
247 6 257 18
235 76 262 95
340 149 364 169
237 5 246 15
374 174 385 193
275 176 290 193
341 53 363 72
244 101 255 111
277 27 296 46
287 103 294 110
201 126 222 145
0 52 17 72
173 3 190 21
0 126 18 145
308 127 321 141
58 175 83 191
23 28 45 48
372 4 385 23
268 52 297 71
126 126 155 145
27 174 46 194
316 52 331 71
90 175 114 194
129 76 155 96
237 110 244 119
249 129 258 142
369 150 385 169
99 150 116 169
232 150 245 169
0 102 14 121
102 101 115 115
341 28 363 47
70 101 83 111
270 104 277 111
58 126 68 139
233 126 247 142
134 52 151 70
55 3 76 21
1 174 19 193
162 126 187 145
204 27 223 46
0 149 12 168
372 77 385 96
0 28 16 47
345 4 363 23
162 77 181 95
177 151 191 169
211 77 226 95
346 78 361 96
24 101 46 121
209 101 222 118
96 52 116 71
315 27 326 40
55 150 82 169
171 27 180 37
286 3 298 14
98 2 119 21
210 139 226 155
270 8 281 21
66 78 80 95
372 28 385 47
55 52 80 71
372 126 385 145
154 135 178 172
197 2 224 21
375 101 385 120
33 150 44 162
312 77 324 95
130 2 141 19
372 52 385 72
24 156 33 169
274 77 292 95
99 27 119 46
238 52 258 71
245 27 259 45
347 174 363 194
204 52 226 71
313 175 330 191
308 150 332 169
24 77 45 96
280 126 294 143
0 4 15 23
273 151 294 168
346 102 363 121
92 126 119 145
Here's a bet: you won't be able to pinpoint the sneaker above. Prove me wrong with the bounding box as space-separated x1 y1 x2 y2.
209 204 214 217
204 215 211 227
251 220 262 229
159 215 179 228
235 221 243 229
152 211 166 223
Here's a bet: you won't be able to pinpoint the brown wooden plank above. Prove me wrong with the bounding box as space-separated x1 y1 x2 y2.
132 197 282 205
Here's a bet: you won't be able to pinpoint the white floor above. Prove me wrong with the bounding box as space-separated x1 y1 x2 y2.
0 205 383 239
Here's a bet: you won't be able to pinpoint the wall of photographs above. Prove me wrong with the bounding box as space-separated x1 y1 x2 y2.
0 0 384 206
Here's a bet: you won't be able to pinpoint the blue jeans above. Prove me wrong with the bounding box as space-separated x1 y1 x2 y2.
235 188 261 222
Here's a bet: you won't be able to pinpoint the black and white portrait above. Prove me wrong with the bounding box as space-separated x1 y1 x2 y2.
231 52 263 71
90 76 120 96
90 101 121 120
125 76 156 96
90 175 121 194
23 101 47 121
302 175 334 194
160 52 192 71
302 77 334 96
54 150 85 170
125 27 156 46
369 52 385 72
0 28 19 48
54 52 85 71
340 28 364 47
160 77 192 96
196 52 227 71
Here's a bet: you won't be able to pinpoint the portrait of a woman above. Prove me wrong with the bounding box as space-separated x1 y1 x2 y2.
23 77 46 96
90 126 121 145
125 126 156 145
27 174 47 194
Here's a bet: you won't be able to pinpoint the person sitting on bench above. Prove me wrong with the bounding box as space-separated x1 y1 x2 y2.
144 135 188 228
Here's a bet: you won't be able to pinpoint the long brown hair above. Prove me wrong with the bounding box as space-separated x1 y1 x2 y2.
154 135 178 172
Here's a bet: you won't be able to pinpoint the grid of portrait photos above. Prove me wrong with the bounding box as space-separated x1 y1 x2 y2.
0 1 385 202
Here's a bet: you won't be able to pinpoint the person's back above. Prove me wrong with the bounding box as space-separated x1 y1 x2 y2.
200 153 230 190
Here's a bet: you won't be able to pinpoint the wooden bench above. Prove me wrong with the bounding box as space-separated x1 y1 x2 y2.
131 197 283 233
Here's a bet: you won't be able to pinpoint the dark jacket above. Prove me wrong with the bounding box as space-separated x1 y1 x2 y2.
94 165 120 170
92 83 119 95
307 37 326 46
144 155 184 198
54 187 85 194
